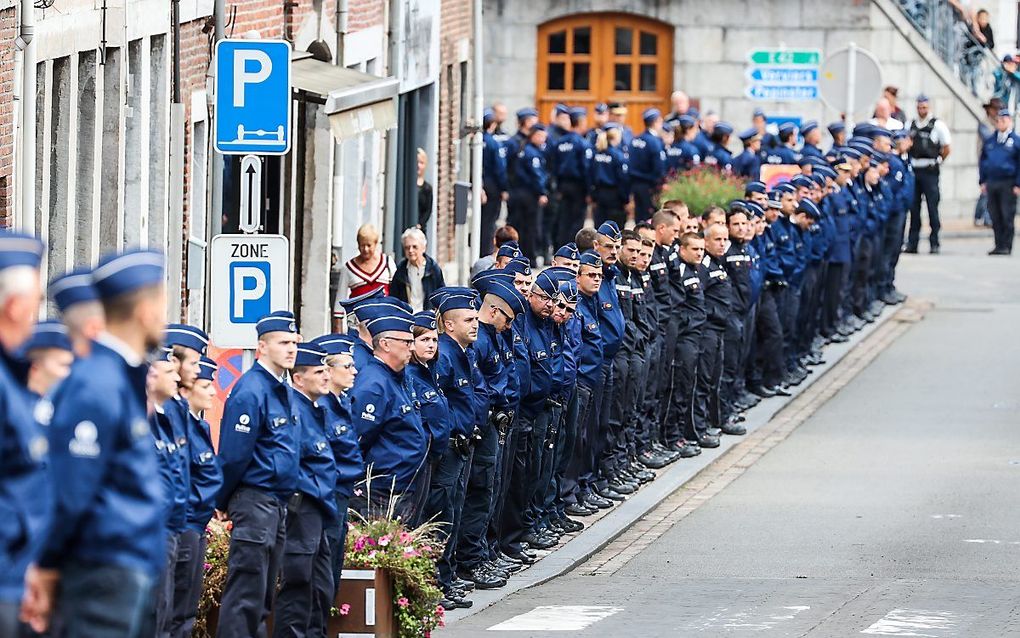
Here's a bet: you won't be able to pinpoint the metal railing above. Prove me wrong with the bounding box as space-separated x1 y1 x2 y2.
895 0 1011 110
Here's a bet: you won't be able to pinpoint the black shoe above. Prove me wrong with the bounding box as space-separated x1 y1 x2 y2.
521 532 557 550
503 550 536 564
638 450 668 469
565 502 595 517
989 248 1009 255
599 485 627 501
903 246 918 254
450 594 474 609
559 517 585 532
930 245 940 254
493 557 523 573
671 439 699 457
461 565 506 589
439 597 461 610
706 427 722 437
720 421 747 436
697 434 721 448
829 332 849 343
454 577 475 592
633 468 656 482
608 479 636 495
585 494 613 509
749 385 776 398
767 385 792 397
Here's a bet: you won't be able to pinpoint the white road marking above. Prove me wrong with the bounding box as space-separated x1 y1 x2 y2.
683 605 811 631
487 605 623 631
928 514 961 519
861 608 960 637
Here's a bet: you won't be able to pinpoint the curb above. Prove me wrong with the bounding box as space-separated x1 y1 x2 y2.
444 302 905 624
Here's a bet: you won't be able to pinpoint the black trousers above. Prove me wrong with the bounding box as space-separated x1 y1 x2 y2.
481 183 503 258
425 442 471 589
488 418 518 560
555 179 588 247
632 180 656 221
457 420 499 569
603 346 635 478
674 334 702 443
720 313 745 423
593 186 626 229
151 531 179 638
639 332 664 448
500 413 540 554
821 262 847 336
509 188 542 262
755 288 786 388
553 389 580 512
851 236 875 315
327 494 350 599
986 179 1017 252
272 496 333 638
797 262 826 354
908 167 941 249
657 321 682 442
561 383 596 503
217 488 287 638
694 329 725 430
170 529 206 638
882 210 908 294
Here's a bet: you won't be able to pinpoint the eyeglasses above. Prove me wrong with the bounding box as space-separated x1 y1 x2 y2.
491 303 515 323
382 336 415 347
580 272 603 280
330 362 356 370
597 241 621 251
532 290 554 304
556 302 576 314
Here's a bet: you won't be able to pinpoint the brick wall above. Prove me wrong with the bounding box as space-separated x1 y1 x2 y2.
0 7 17 228
437 0 472 264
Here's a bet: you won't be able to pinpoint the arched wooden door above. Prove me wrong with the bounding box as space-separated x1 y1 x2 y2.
536 13 674 131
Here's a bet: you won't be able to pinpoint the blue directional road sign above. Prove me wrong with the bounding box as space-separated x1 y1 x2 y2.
210 234 291 348
746 68 819 84
215 39 292 155
745 85 819 101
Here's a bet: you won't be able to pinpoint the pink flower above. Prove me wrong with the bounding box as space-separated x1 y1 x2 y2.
397 597 409 608
436 605 445 616
339 603 351 616
402 547 419 557
378 534 391 547
203 562 212 570
353 536 368 551
422 545 433 553
367 550 377 560
399 531 412 543
438 618 446 628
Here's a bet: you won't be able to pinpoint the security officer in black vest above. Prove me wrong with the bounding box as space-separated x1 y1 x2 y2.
906 94 952 254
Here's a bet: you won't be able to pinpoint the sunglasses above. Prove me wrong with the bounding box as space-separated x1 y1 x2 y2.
331 362 356 370
580 272 603 279
383 336 415 346
556 302 576 314
492 304 515 323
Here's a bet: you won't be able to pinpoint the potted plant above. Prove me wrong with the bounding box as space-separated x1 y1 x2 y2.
660 166 747 215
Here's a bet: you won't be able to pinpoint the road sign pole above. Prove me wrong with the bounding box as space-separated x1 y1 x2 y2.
845 41 857 128
239 154 263 234
241 348 255 373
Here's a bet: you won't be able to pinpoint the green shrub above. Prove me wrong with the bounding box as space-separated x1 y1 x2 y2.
659 167 747 216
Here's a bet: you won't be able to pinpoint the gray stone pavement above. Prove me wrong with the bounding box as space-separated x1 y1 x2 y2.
439 238 1020 636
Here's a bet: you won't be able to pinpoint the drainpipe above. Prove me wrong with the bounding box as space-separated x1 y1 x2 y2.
15 0 36 233
210 0 225 236
330 0 349 293
466 0 484 283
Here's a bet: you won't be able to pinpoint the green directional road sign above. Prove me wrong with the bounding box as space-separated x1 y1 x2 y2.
748 49 821 66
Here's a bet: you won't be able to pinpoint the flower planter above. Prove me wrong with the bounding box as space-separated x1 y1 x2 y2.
329 568 396 638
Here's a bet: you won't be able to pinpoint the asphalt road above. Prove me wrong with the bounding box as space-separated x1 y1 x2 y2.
440 238 1020 637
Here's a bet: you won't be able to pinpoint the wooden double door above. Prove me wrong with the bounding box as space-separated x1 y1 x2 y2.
536 13 674 132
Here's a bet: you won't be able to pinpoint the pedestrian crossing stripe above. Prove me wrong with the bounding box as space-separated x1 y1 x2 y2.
861 608 961 636
486 605 623 631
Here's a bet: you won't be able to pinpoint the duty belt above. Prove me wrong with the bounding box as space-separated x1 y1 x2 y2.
912 158 939 168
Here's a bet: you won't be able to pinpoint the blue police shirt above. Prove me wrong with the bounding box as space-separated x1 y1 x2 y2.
592 145 630 205
475 322 512 412
185 409 222 533
515 142 549 196
575 292 604 389
763 146 802 165
547 130 592 184
979 130 1020 186
320 391 365 498
291 390 340 524
732 149 762 179
350 357 429 492
483 131 510 193
41 338 165 577
435 333 481 437
628 130 666 184
597 264 626 357
0 348 51 601
824 187 853 264
150 404 189 534
518 308 554 420
217 361 300 508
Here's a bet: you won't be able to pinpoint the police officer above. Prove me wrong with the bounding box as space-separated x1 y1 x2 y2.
511 123 550 263
426 287 485 597
822 161 855 342
906 95 952 254
34 249 168 637
720 205 754 425
979 107 1020 255
0 231 48 636
707 121 736 172
800 120 823 157
48 266 105 357
482 107 510 258
591 122 631 228
351 299 430 522
675 114 703 170
310 333 364 601
629 109 667 220
764 122 803 165
881 130 913 303
17 320 74 398
586 103 609 146
548 106 593 246
753 108 779 150
172 356 223 638
827 121 847 152
274 341 338 638
458 277 527 591
733 128 763 178
216 310 300 638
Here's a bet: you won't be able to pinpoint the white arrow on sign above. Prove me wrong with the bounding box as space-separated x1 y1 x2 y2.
239 154 262 234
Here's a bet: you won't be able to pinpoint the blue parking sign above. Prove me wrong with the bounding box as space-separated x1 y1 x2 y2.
210 234 290 348
215 39 292 155
230 261 272 322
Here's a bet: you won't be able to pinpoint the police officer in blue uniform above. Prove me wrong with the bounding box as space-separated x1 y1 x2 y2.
351 299 430 522
35 249 168 637
482 107 511 258
800 120 824 157
591 122 631 228
707 121 736 173
675 114 703 171
309 333 365 600
510 123 550 263
764 122 803 165
979 107 1020 255
216 310 300 638
733 128 763 178
548 106 593 247
629 108 667 221
827 121 847 151
753 108 779 150
17 319 74 399
48 265 105 357
458 277 527 593
172 355 223 638
0 231 49 636
274 342 338 638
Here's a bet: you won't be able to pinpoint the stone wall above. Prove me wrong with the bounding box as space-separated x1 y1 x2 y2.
482 0 982 218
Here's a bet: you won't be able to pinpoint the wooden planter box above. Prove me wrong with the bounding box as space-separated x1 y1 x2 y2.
328 568 396 638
